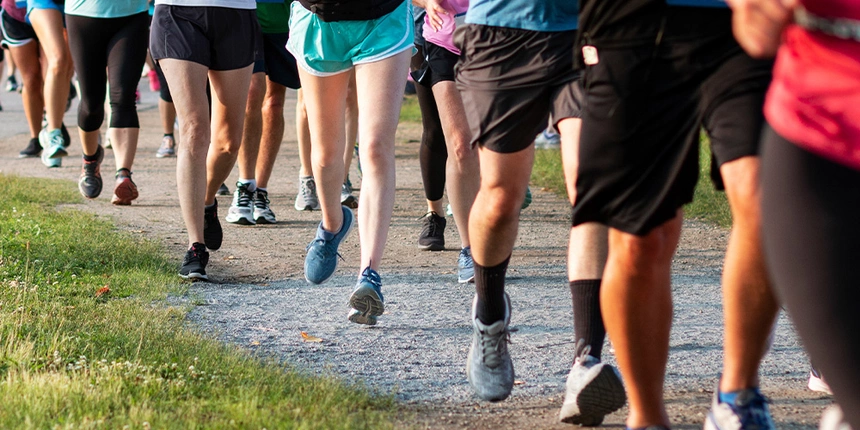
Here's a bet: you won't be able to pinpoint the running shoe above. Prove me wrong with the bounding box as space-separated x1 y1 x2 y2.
254 189 277 224
808 368 833 395
341 182 358 209
156 135 176 158
111 171 139 205
458 246 475 284
704 384 775 430
225 182 256 225
4 75 18 92
179 242 209 281
294 176 320 211
521 186 532 210
19 137 41 158
39 128 68 160
348 266 385 326
78 146 104 199
559 341 627 425
417 211 446 251
203 199 223 251
216 183 230 196
534 128 561 149
148 69 160 92
61 123 71 148
304 205 353 284
467 293 514 402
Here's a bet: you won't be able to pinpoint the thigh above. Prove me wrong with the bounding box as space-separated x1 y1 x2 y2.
27 7 66 60
150 5 211 67
354 49 411 148
66 15 107 100
107 13 150 101
206 7 259 71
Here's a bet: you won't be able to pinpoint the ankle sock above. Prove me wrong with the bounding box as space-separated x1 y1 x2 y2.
570 279 606 359
83 152 100 162
238 178 256 192
474 255 510 324
116 168 131 178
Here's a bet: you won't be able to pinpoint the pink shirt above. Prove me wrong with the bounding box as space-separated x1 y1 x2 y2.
1 0 27 22
765 0 860 170
422 0 467 55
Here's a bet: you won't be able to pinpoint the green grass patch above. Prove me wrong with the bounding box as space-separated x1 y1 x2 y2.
529 136 732 227
0 175 395 429
400 95 422 123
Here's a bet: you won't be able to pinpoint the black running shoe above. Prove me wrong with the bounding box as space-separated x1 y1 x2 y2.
179 242 209 280
60 123 71 148
203 200 223 251
19 138 41 158
78 145 104 199
66 82 76 113
216 183 230 196
417 211 446 251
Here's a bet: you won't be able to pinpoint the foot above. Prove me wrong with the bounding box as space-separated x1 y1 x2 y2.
704 384 775 430
204 200 223 251
558 342 626 425
39 128 68 168
156 135 176 158
5 75 18 92
78 146 104 199
254 189 277 224
521 186 532 211
225 182 256 225
348 267 385 325
19 137 42 158
458 247 475 284
417 211 446 251
304 205 353 284
111 172 139 205
179 242 209 280
340 182 358 209
467 293 514 402
534 128 561 149
294 176 320 211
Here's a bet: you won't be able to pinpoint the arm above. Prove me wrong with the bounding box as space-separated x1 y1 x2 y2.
726 0 798 58
413 0 450 32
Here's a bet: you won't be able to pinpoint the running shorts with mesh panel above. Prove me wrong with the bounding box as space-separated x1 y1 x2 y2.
286 0 413 77
150 4 260 71
455 24 581 154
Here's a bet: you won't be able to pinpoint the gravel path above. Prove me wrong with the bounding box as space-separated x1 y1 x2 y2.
0 81 832 428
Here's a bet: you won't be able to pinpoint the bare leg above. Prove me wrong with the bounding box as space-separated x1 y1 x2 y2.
256 78 287 189
432 81 479 249
237 72 266 181
354 49 411 270
719 156 779 392
602 216 682 429
107 128 139 171
28 9 73 131
160 99 176 136
343 69 358 182
9 43 45 138
296 89 313 177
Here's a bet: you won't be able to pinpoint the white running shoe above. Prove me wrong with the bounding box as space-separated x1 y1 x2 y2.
294 176 320 211
225 182 256 225
559 341 626 425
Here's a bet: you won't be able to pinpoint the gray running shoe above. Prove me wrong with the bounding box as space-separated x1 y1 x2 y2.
559 341 626 425
225 182 256 225
341 182 358 209
467 293 514 402
156 135 176 158
458 247 475 284
254 189 277 224
295 176 320 211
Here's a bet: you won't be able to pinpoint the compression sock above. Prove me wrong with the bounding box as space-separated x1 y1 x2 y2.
570 279 606 360
474 255 511 325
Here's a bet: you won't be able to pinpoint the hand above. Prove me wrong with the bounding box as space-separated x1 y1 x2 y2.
726 0 798 58
416 0 451 32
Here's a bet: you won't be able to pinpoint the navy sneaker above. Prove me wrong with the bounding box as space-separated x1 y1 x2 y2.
704 384 775 430
348 267 384 325
304 205 354 284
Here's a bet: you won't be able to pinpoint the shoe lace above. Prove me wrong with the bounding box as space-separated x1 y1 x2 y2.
729 390 774 430
301 179 316 201
479 325 511 368
234 184 254 207
360 266 382 290
420 212 441 237
160 136 174 150
306 238 345 262
459 248 473 269
254 190 270 209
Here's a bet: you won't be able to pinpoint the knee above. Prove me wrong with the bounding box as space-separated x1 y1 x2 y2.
359 140 394 170
611 226 678 274
449 138 476 167
478 182 524 221
262 95 285 117
78 100 105 132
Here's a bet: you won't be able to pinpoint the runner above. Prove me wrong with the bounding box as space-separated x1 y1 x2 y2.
411 0 479 284
150 0 259 280
226 0 300 226
66 0 150 205
287 0 412 325
728 0 860 426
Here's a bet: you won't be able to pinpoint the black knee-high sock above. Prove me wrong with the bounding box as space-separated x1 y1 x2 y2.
570 279 606 359
474 255 511 324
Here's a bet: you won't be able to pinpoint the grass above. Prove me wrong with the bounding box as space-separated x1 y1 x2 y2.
0 175 395 429
530 135 732 228
400 94 422 124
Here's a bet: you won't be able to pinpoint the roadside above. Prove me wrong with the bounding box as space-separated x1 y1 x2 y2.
0 82 831 428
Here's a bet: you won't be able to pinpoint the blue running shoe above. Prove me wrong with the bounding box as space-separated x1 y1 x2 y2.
458 247 475 284
348 266 384 325
304 205 354 284
704 384 775 430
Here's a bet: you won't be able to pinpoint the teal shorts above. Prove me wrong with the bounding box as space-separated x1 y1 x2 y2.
287 0 414 76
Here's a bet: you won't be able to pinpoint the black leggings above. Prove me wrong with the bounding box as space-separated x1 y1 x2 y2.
411 44 447 202
761 127 860 426
67 12 149 132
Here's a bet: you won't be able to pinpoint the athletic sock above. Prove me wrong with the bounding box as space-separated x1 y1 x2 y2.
570 279 606 360
83 152 100 162
238 178 256 192
256 187 267 193
474 255 510 325
116 168 131 178
164 133 173 138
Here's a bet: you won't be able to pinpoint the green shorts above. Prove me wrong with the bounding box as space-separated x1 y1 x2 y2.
287 0 413 76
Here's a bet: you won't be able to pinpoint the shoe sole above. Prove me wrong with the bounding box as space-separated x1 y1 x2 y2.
155 153 175 158
348 285 384 317
111 181 139 205
348 310 378 326
47 147 69 159
179 272 209 281
418 242 444 251
226 212 256 225
255 216 277 224
19 153 40 158
458 275 475 284
559 365 627 425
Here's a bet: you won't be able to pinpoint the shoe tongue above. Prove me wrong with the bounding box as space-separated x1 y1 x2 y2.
734 388 760 406
479 319 507 336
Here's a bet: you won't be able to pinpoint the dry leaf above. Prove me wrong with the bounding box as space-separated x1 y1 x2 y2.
513 380 526 386
250 341 261 346
300 331 323 343
95 286 110 298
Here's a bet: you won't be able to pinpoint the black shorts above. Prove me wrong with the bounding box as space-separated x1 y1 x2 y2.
0 9 37 49
254 32 300 89
412 40 457 87
150 4 260 71
455 24 581 154
572 7 765 235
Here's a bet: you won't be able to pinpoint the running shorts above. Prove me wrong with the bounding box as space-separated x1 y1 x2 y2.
411 40 457 88
26 0 62 14
150 4 260 71
0 7 36 48
455 24 581 154
256 32 300 89
286 0 413 76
